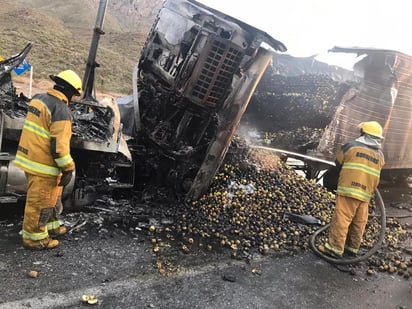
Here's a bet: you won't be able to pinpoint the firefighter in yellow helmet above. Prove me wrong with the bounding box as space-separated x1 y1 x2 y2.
14 69 82 250
319 121 385 258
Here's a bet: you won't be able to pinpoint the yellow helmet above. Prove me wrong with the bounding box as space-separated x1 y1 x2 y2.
50 70 82 96
358 121 383 139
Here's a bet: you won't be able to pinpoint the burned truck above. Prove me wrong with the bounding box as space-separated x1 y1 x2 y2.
0 0 287 205
241 47 412 185
125 0 287 200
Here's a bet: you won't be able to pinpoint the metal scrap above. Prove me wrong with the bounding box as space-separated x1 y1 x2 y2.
68 220 88 234
71 102 114 141
0 84 114 143
0 89 29 118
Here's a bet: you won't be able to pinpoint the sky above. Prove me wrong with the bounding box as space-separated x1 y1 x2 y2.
197 0 412 68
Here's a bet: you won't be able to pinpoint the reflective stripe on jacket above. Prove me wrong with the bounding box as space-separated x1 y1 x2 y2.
14 88 75 176
336 140 384 202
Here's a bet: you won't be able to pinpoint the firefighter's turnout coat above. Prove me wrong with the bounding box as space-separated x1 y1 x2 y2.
335 138 385 202
326 135 385 256
14 88 75 243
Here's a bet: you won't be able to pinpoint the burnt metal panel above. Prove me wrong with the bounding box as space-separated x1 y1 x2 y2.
185 0 286 53
183 35 244 107
317 48 412 170
139 0 286 99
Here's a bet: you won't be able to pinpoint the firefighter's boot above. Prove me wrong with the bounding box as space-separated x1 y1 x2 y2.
23 238 59 250
317 244 342 259
49 225 67 237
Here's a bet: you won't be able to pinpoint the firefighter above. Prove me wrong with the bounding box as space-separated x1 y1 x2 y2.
14 69 82 250
319 121 385 258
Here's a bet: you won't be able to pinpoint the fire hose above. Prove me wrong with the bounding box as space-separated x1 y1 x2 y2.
248 145 387 265
309 188 386 265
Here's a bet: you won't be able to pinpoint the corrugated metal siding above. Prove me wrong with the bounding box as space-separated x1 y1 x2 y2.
382 53 412 168
317 51 412 170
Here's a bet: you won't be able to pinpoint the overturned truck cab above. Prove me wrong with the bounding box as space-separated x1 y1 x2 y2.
129 0 286 200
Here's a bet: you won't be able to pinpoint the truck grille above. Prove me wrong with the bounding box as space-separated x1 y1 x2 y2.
189 38 243 108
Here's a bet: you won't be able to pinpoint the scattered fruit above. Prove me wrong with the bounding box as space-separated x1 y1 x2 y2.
28 270 38 278
81 295 98 305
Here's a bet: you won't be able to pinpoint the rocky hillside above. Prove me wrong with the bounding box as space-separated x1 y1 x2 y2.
0 0 163 94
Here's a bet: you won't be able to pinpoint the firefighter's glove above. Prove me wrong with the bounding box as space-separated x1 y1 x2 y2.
58 170 73 186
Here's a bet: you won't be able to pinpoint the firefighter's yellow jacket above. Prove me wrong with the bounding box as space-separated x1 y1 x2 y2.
14 88 75 176
335 137 385 202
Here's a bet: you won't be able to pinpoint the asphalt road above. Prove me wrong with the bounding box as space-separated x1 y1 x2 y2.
1 185 412 309
0 239 410 309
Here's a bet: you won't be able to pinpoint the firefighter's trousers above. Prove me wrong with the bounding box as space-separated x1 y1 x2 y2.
327 195 369 255
22 173 63 242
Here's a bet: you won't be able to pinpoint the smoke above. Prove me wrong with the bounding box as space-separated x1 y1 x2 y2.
236 123 264 146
